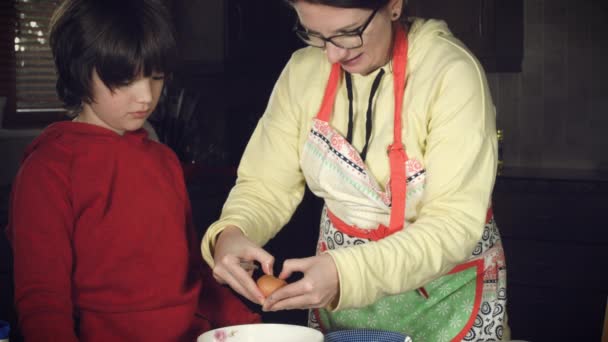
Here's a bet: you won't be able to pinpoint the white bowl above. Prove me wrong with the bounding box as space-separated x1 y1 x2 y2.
198 323 323 342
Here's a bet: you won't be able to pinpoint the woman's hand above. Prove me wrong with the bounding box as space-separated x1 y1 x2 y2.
261 254 339 311
212 225 275 305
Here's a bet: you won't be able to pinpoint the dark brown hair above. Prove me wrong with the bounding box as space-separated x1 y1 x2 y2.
49 0 177 111
284 0 391 9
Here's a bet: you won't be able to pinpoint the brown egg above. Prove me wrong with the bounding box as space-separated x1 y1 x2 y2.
256 274 287 297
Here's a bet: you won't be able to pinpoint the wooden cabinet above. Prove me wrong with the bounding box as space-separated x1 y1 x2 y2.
493 173 608 341
223 0 304 78
170 0 303 78
172 0 524 74
408 0 523 72
165 0 305 166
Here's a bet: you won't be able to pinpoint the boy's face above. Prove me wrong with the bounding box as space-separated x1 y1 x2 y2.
78 70 164 135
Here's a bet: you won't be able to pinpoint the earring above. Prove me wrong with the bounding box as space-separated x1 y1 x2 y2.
392 11 400 19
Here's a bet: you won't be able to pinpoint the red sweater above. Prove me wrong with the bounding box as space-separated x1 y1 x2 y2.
7 122 259 341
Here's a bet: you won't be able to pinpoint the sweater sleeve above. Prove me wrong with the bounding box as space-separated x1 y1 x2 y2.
328 53 498 310
201 57 308 266
7 152 79 341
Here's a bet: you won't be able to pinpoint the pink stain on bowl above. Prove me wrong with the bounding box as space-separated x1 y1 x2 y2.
213 330 227 342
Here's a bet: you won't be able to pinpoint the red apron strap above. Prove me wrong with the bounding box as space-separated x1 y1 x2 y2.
319 25 410 240
386 25 409 233
327 209 388 241
485 206 493 224
316 63 343 122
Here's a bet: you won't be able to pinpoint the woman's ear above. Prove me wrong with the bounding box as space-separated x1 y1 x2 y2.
389 0 404 21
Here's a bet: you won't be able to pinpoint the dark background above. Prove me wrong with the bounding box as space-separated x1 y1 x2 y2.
1 0 608 341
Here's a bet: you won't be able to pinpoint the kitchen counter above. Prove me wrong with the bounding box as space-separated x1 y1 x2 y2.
493 172 608 341
498 166 608 182
0 128 42 186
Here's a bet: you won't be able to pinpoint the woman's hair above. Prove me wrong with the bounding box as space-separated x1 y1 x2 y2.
283 0 391 9
283 0 410 22
49 0 177 111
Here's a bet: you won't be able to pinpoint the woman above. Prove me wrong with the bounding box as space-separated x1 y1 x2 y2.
201 0 508 340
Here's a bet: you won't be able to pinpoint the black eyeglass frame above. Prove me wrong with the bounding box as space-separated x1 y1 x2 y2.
293 7 380 49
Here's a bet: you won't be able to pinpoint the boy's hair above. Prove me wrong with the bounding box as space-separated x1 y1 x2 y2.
49 0 177 111
283 0 390 9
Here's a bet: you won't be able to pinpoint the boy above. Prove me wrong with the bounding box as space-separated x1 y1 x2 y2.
6 0 258 341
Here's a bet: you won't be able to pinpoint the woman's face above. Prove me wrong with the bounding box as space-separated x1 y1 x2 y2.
292 0 402 75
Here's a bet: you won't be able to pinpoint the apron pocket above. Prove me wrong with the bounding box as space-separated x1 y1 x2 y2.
316 259 483 342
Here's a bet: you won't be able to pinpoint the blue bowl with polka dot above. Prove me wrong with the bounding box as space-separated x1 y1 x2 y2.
324 329 412 342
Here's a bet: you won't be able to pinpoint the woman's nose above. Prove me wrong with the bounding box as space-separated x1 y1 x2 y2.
325 43 349 64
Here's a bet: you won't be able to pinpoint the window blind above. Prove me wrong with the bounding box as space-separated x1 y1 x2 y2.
14 0 63 113
0 1 17 118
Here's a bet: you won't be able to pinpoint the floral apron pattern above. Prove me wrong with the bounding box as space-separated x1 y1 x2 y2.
299 25 507 341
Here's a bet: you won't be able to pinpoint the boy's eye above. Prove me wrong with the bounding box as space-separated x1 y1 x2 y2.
117 79 133 87
152 74 165 81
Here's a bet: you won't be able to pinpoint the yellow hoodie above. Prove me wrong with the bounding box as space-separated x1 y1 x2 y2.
201 18 498 311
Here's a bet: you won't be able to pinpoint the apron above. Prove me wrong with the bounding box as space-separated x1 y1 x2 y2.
299 26 507 341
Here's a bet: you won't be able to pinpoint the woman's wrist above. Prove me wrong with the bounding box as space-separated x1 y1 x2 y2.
217 225 243 242
212 225 245 258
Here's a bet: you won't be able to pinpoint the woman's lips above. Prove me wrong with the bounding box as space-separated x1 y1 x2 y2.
340 53 363 67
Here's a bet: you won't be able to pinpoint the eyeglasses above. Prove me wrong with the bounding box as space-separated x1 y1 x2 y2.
293 7 379 49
